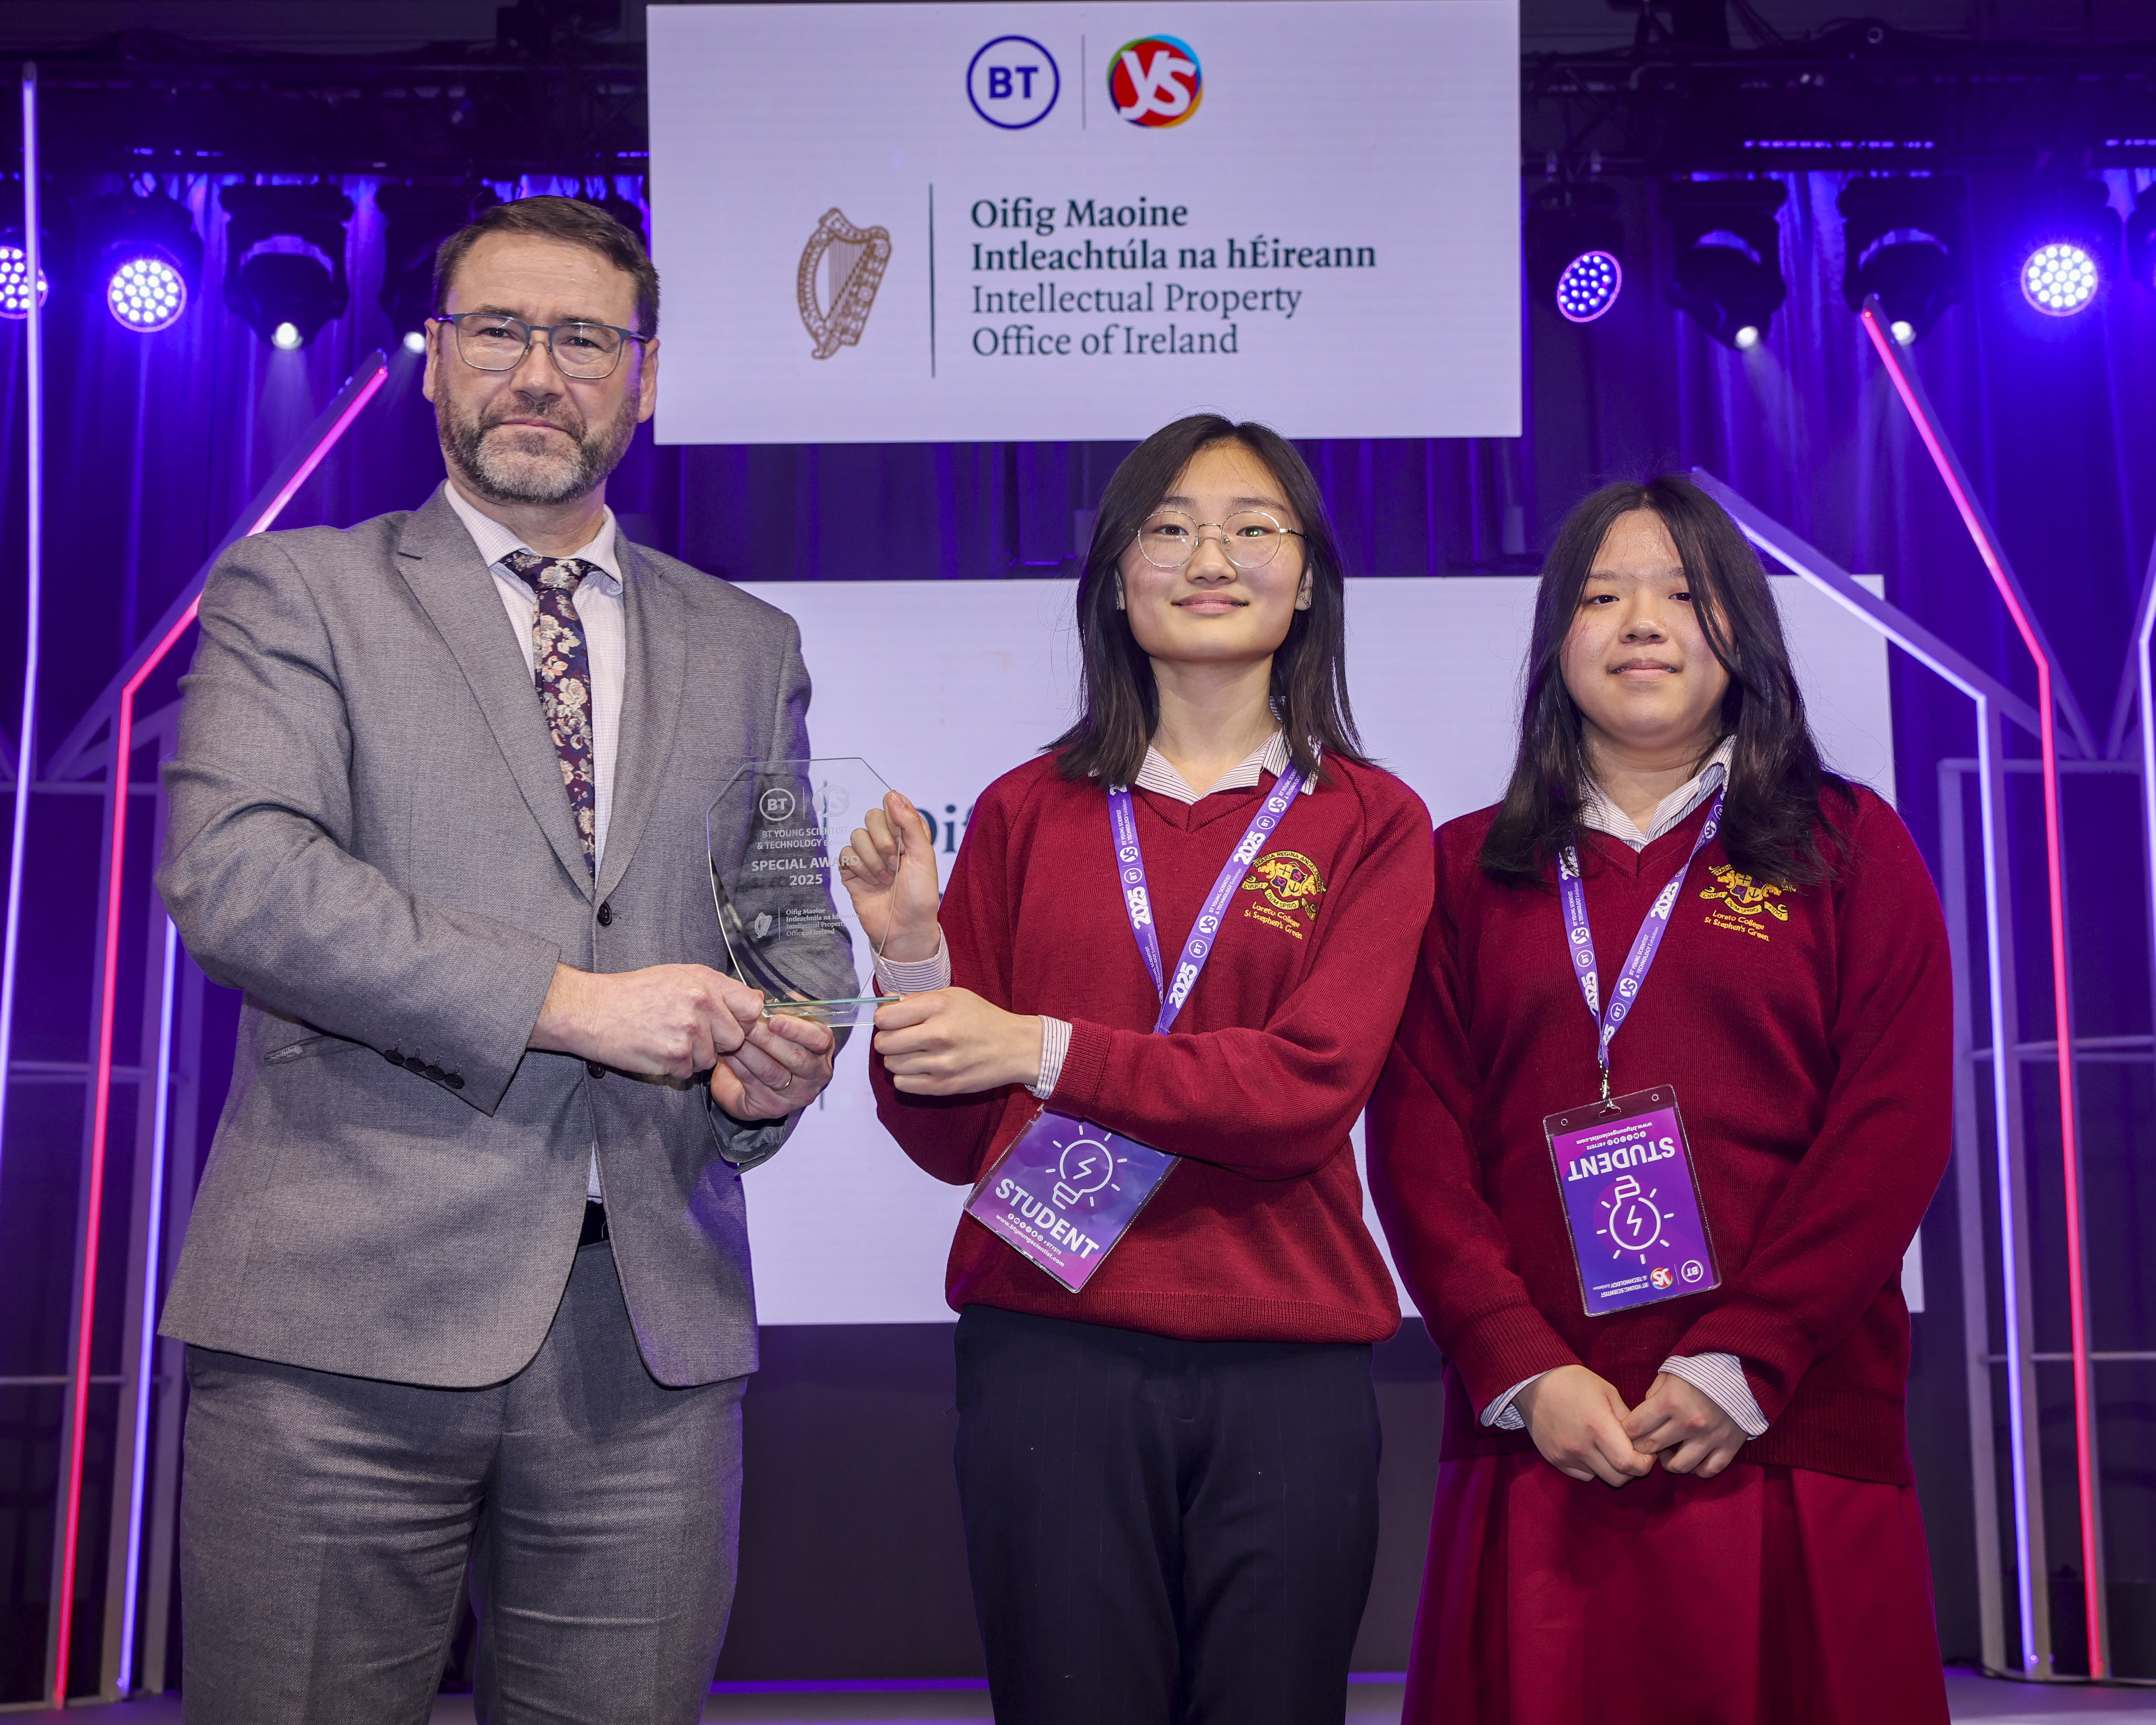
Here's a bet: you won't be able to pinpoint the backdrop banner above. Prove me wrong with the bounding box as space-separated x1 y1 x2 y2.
648 1 1521 443
732 575 1896 1324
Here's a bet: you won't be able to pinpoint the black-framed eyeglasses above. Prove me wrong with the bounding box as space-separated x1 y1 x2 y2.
430 312 652 381
1134 509 1306 572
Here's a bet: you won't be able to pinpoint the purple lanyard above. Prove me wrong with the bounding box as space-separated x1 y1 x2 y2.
1557 790 1724 1103
1108 764 1307 1035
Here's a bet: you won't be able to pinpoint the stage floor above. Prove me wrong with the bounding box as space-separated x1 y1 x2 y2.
14 1670 2156 1721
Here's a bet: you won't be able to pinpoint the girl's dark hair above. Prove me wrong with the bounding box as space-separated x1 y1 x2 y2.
1481 473 1851 889
1050 413 1366 786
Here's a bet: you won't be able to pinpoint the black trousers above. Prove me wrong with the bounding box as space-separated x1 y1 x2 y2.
954 1303 1382 1725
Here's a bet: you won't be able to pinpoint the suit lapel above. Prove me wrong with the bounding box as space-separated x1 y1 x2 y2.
395 487 595 897
596 541 686 905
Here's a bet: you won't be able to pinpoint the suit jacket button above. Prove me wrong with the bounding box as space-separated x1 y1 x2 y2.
586 1060 605 1078
596 901 614 926
404 1055 429 1074
445 1073 466 1090
384 1047 404 1065
424 1063 446 1082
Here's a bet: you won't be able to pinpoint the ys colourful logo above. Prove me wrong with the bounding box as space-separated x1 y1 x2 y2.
1108 36 1202 127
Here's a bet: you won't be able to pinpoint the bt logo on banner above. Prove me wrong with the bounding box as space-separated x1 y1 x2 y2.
1108 35 1202 127
967 35 1060 128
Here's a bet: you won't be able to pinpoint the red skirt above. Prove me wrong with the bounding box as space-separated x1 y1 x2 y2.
1403 1455 1949 1725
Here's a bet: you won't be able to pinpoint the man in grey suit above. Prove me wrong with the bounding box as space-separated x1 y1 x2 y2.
157 196 851 1723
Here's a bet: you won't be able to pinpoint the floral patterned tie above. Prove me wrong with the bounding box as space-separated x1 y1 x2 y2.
503 550 598 875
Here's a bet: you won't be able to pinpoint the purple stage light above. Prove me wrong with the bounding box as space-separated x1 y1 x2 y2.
106 253 187 332
1555 249 1622 322
2021 242 2098 315
0 243 48 316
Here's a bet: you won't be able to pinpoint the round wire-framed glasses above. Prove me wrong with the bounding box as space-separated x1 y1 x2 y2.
431 312 653 381
1133 509 1306 572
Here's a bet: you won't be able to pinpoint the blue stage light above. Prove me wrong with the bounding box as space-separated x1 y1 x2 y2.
1526 182 1625 330
1555 250 1623 323
402 329 427 354
0 245 49 318
106 254 188 333
2021 242 2099 315
271 321 304 351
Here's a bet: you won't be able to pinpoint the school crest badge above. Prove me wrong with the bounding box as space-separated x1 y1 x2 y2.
1241 849 1326 939
1701 862 1788 942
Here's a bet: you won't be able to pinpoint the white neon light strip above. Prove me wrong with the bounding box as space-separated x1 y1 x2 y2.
116 918 178 1690
0 61 43 1274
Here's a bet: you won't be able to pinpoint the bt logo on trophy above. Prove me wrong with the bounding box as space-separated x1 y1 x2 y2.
1107 36 1202 127
967 35 1060 128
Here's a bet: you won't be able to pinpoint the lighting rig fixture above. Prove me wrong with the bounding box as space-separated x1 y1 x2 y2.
2011 178 2116 319
87 189 202 334
0 182 51 319
1525 181 1625 324
377 183 497 354
221 183 354 350
1838 177 1966 346
2124 183 2156 296
1663 178 1788 351
0 242 47 319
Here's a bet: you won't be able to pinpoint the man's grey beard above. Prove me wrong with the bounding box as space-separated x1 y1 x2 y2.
439 390 639 508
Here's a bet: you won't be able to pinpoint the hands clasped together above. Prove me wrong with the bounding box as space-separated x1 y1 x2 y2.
1514 1362 1746 1487
531 960 835 1120
839 791 1046 1096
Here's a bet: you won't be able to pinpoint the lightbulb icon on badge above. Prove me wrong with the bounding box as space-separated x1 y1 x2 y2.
1052 1136 1118 1211
1596 1173 1667 1261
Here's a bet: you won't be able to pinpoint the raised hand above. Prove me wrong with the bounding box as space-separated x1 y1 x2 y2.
838 790 943 962
1514 1363 1657 1488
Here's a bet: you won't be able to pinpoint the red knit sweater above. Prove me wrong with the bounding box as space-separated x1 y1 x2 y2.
871 752 1433 1344
1365 788 1951 1484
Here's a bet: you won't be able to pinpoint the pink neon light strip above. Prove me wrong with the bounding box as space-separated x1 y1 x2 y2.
51 361 385 1704
1860 304 2102 1678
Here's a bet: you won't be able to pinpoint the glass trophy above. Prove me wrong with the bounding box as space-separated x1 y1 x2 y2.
707 757 901 1026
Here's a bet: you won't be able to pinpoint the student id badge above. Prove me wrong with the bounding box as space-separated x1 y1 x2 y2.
966 765 1309 1293
966 1108 1178 1293
1545 1087 1720 1316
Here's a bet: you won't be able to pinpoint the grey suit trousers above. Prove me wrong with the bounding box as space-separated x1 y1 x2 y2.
179 1242 745 1725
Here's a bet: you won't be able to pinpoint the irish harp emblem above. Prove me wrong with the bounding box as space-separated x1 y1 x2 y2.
797 208 892 360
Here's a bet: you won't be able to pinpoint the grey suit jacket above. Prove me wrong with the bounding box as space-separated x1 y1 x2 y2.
157 484 851 1389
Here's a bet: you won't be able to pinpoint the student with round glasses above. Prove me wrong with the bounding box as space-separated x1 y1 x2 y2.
838 413 1433 1725
1367 475 1953 1725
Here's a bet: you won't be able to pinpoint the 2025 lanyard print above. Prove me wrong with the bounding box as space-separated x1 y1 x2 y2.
1546 796 1725 1317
